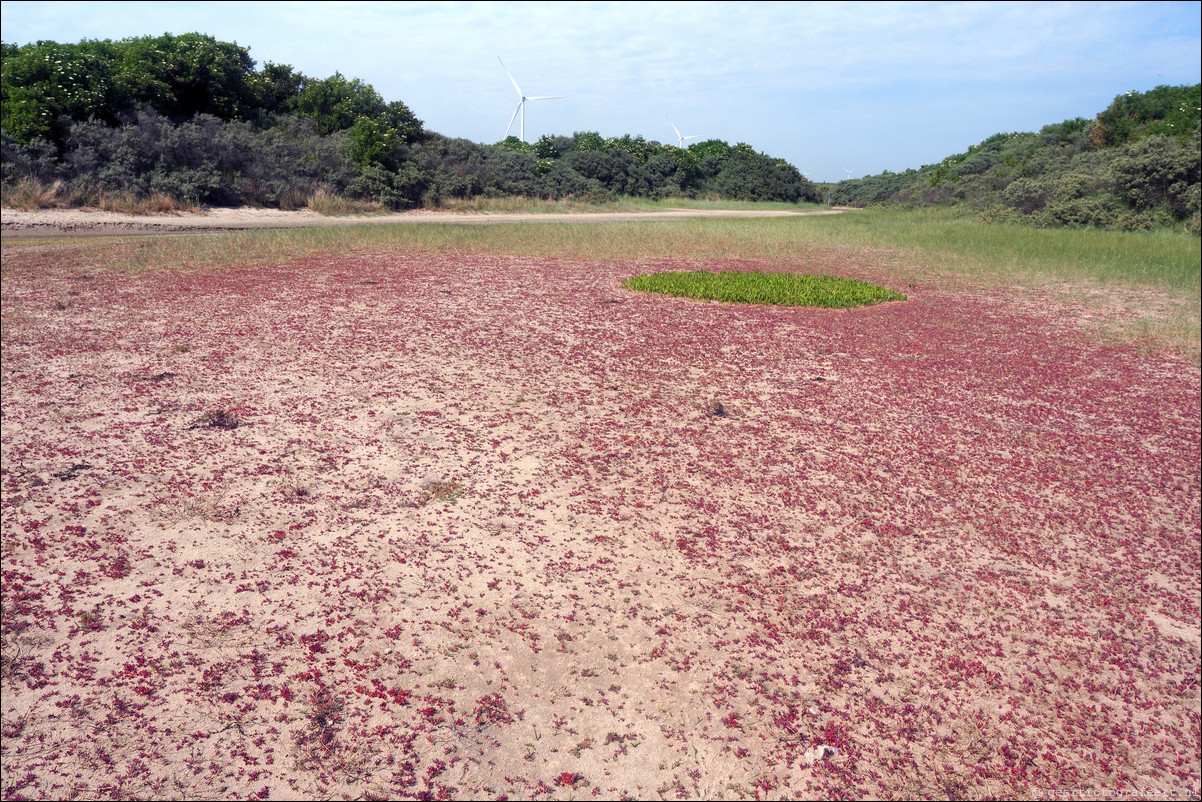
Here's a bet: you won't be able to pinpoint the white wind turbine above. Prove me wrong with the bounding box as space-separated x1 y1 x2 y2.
498 57 563 142
844 168 854 180
666 114 700 148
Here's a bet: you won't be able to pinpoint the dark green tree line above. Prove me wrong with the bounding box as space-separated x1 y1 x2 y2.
828 85 1201 233
2 32 819 209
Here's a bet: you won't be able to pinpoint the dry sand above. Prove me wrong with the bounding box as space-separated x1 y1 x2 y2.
0 206 844 240
1 232 1199 800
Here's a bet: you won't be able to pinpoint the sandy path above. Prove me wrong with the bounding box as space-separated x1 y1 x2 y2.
1 206 845 240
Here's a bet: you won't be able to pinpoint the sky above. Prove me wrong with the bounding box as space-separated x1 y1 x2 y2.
2 1 1199 182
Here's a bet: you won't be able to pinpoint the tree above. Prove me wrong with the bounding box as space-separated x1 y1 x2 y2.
292 73 423 152
2 33 266 144
349 116 399 170
384 100 423 144
1 38 119 144
572 131 605 153
252 61 306 117
606 134 657 164
111 33 257 121
294 72 387 135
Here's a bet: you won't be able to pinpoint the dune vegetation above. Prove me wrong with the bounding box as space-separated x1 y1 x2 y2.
4 34 1199 237
828 85 1201 235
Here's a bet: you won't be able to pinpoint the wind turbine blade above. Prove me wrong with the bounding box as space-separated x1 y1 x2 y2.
505 101 522 137
666 114 683 140
498 57 522 97
525 95 564 101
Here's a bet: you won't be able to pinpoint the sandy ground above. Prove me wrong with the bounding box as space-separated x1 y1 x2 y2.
0 206 845 239
1 242 1199 800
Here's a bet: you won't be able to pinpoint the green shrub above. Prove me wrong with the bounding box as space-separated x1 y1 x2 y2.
1111 134 1201 219
1035 197 1118 229
830 85 1199 233
1092 84 1202 147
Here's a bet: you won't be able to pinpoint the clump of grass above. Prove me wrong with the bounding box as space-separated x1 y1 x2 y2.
306 189 387 216
96 191 199 215
420 479 467 505
437 195 618 214
2 178 102 210
704 399 729 417
1 179 203 214
622 269 907 308
186 409 239 430
2 178 68 209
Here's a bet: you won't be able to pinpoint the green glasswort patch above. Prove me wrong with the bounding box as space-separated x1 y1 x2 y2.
621 270 907 308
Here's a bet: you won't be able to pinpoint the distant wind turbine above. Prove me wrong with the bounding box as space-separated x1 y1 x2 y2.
844 168 854 180
498 57 563 142
666 114 700 148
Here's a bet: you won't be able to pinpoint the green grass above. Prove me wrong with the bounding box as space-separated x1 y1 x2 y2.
4 206 1197 355
805 208 1201 296
434 195 824 214
607 197 827 213
5 210 1196 296
434 195 613 214
622 270 906 308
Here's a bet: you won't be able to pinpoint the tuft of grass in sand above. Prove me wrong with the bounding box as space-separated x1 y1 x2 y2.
1 178 200 214
1 178 83 210
420 480 467 505
306 189 389 216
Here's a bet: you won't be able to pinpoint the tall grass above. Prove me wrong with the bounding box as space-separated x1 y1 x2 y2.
306 189 388 216
1 178 80 209
1 178 201 214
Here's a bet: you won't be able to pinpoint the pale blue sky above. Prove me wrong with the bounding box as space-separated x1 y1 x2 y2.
2 1 1199 181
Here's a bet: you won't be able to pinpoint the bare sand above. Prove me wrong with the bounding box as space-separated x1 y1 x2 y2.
1 205 845 240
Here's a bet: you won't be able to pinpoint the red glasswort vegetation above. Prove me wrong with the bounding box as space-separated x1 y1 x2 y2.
1 248 1198 800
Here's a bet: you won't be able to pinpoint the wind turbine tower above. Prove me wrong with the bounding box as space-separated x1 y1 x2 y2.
499 57 563 142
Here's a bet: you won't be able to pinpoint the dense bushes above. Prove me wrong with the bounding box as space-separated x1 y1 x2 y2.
2 110 357 207
2 33 818 210
3 35 1195 228
829 85 1201 234
2 116 819 210
387 132 820 207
